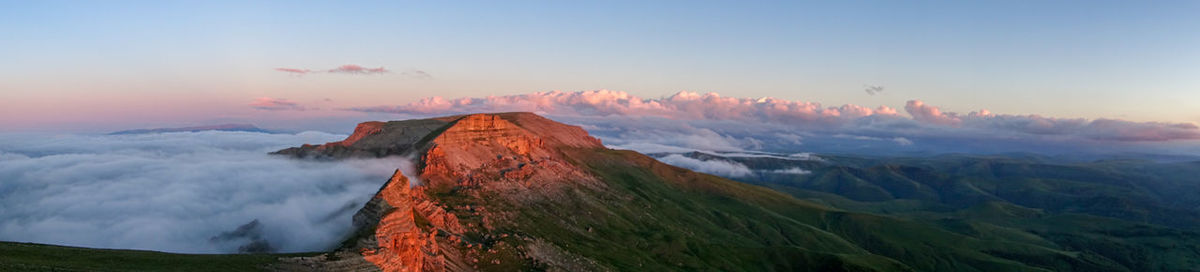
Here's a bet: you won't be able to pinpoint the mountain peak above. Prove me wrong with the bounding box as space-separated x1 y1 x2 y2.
418 113 603 191
276 112 607 271
273 112 601 159
440 113 602 149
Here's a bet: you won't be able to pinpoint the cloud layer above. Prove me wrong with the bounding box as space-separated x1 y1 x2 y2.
656 154 754 178
0 131 404 254
902 100 1200 142
652 153 814 178
352 90 899 126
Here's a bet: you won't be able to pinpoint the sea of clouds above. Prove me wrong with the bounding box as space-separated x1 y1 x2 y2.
0 131 409 254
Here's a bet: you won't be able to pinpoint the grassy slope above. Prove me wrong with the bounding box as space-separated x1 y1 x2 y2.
468 148 1124 271
618 150 1114 272
421 147 905 271
511 148 909 271
734 154 1200 271
0 242 312 272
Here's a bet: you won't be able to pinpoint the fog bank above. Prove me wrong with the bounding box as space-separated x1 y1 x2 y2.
0 131 405 253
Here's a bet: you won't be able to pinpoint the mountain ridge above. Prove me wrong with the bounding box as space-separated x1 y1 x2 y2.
268 112 1142 271
108 124 272 135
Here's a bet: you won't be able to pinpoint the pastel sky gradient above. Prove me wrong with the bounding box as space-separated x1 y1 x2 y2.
1 1 1198 133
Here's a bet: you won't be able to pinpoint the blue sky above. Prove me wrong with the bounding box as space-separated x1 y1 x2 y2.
1 1 1198 131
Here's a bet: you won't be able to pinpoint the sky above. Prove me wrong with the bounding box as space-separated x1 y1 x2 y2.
1 1 1199 133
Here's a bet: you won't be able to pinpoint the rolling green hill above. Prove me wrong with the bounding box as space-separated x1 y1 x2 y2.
0 242 307 272
688 152 1200 271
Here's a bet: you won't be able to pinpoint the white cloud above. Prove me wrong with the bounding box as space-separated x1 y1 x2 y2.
655 154 754 178
699 151 820 161
788 153 820 160
766 167 811 175
653 154 811 177
0 131 408 254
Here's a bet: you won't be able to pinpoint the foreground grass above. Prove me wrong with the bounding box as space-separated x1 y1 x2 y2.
0 241 310 272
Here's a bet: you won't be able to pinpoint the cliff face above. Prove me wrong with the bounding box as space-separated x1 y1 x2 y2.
355 171 469 272
330 122 386 148
271 118 452 159
420 114 604 195
278 113 610 272
272 112 601 160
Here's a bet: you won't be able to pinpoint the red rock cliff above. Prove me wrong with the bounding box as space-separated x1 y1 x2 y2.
357 170 470 272
303 113 607 272
324 121 385 148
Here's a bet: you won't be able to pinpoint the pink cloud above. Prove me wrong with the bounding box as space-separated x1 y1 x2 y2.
904 100 962 126
353 90 898 125
274 68 311 75
351 90 1200 143
249 97 307 111
327 64 388 74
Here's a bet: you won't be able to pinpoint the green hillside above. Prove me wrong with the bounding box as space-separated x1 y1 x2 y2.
0 242 308 272
697 152 1200 271
420 148 1151 271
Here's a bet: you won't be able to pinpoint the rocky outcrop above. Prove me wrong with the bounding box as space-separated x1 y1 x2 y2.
273 113 601 160
329 122 386 148
419 114 603 192
272 118 453 159
277 113 608 272
355 170 470 272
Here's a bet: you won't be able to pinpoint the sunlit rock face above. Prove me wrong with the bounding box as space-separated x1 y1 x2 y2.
272 118 450 159
355 170 469 272
420 113 603 192
276 113 608 272
331 121 386 148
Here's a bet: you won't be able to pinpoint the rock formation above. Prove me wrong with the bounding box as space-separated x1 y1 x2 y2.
275 113 608 271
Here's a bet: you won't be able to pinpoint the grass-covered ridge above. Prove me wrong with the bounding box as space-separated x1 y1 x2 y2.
0 242 312 272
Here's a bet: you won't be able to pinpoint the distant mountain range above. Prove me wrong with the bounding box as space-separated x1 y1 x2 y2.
107 124 273 135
